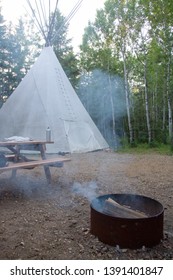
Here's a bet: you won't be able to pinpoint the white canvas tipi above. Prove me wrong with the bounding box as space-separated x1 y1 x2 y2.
0 46 109 153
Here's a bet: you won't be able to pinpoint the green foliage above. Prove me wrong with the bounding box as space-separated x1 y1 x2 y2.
0 9 8 106
0 10 43 103
79 0 173 149
118 142 172 155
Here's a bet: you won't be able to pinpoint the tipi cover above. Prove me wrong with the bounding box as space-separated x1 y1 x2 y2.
0 47 109 153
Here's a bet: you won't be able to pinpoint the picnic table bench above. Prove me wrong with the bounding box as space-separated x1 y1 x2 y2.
0 140 71 184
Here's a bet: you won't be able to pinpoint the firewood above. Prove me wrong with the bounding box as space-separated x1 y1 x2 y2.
104 198 147 218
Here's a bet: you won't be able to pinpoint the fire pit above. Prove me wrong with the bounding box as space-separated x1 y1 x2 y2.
90 193 164 249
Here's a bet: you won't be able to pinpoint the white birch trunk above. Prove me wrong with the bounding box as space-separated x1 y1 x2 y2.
161 76 167 133
166 55 172 140
122 45 133 144
144 59 152 143
108 74 118 149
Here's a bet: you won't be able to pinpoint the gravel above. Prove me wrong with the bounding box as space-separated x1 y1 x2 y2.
0 150 173 259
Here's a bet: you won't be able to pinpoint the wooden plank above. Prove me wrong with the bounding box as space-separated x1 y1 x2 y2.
5 154 15 159
104 198 147 218
0 157 71 171
0 140 54 147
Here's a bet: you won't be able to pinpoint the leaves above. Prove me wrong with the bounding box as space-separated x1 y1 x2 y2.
79 0 173 146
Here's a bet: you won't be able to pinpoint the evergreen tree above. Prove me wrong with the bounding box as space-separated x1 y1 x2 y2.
0 7 9 105
51 10 80 89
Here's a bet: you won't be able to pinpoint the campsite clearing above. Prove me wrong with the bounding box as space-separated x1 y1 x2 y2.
0 150 173 260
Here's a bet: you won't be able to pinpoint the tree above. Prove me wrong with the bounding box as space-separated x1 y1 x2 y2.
79 0 135 145
0 7 9 105
4 20 30 95
51 10 80 89
0 15 42 102
79 0 173 146
139 0 173 143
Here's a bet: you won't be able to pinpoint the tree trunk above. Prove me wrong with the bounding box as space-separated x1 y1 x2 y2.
162 90 166 131
166 55 172 141
144 59 152 144
108 74 118 149
122 45 133 144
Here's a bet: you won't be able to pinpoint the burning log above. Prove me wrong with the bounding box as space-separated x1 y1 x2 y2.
104 198 147 218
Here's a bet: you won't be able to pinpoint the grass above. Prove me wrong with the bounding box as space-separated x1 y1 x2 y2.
117 143 172 155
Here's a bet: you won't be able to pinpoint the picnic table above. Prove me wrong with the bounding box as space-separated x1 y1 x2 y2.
0 140 70 183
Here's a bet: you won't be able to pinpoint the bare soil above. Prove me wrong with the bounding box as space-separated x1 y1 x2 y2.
0 150 173 260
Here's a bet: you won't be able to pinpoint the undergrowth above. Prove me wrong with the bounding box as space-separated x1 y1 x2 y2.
116 143 172 155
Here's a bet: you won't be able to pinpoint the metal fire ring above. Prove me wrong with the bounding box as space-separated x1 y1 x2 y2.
90 193 164 249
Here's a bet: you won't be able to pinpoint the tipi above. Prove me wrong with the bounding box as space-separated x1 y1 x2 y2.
0 0 109 153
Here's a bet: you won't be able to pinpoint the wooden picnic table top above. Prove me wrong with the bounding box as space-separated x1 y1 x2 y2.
0 140 54 147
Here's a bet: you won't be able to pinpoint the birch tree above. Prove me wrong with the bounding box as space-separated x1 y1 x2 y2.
112 0 135 144
141 0 173 142
79 0 173 146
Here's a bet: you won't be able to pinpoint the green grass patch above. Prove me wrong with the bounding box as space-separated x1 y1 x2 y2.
117 143 172 155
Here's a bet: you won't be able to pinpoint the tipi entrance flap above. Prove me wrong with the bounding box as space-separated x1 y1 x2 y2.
63 120 101 153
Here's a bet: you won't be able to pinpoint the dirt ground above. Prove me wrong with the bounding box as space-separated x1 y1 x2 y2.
0 150 173 260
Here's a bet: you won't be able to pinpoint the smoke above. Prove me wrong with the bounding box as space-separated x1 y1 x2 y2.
72 181 99 202
77 69 127 149
72 181 105 212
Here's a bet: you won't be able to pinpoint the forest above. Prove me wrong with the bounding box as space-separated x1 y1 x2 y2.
0 0 173 149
